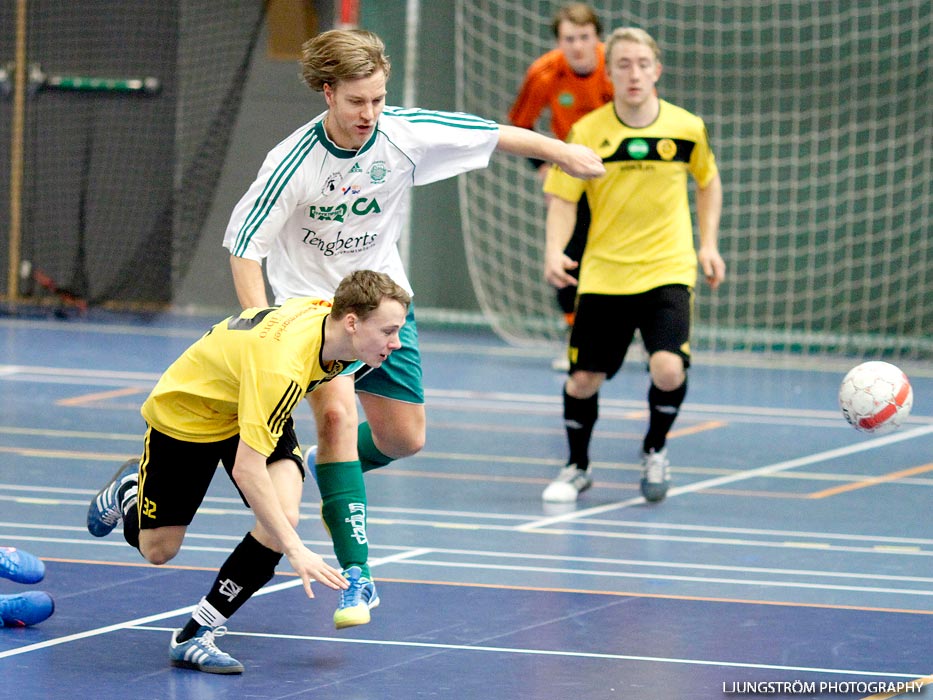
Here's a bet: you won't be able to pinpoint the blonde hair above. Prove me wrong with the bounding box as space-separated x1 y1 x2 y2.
605 27 661 63
300 29 392 92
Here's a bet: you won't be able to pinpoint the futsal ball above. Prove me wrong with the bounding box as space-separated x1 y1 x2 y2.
838 361 913 434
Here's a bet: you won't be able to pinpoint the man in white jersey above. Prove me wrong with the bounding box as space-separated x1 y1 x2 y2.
222 29 604 642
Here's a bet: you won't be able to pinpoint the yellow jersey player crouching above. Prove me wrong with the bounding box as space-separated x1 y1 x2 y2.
86 269 410 674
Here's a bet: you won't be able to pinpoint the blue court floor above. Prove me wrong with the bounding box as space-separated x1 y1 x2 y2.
0 308 931 699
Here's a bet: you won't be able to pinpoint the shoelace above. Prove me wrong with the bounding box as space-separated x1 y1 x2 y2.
339 578 364 607
198 626 230 655
0 548 16 577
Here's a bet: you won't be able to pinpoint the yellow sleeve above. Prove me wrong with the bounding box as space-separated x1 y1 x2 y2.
690 123 719 188
237 363 304 457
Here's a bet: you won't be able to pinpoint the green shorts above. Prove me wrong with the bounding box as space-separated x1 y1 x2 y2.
354 305 424 404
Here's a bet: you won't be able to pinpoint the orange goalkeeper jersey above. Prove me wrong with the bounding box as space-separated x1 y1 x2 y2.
508 44 613 141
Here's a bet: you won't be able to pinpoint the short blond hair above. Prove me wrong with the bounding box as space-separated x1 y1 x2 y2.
605 27 661 63
300 29 392 92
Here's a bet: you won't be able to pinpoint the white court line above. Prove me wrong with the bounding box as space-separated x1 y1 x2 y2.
0 548 431 660
128 624 923 681
519 425 933 531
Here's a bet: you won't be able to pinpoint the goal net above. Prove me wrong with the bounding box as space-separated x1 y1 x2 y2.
0 1 264 307
455 0 932 360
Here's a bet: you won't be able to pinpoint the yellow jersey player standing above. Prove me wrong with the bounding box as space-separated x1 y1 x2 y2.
542 27 725 504
508 3 614 370
86 270 410 673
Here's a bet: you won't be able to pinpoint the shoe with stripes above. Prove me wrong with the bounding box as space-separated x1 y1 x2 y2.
333 566 380 629
87 459 138 537
0 547 45 584
169 625 244 674
0 591 54 627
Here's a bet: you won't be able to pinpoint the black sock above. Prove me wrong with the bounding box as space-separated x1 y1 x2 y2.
176 618 203 643
175 533 284 644
119 479 140 549
643 380 687 453
564 388 598 470
203 532 282 621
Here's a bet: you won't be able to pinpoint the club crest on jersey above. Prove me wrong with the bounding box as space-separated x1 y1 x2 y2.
368 161 388 183
322 171 343 194
656 138 678 161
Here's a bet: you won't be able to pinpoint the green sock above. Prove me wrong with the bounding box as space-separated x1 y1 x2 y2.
358 422 394 473
316 460 370 578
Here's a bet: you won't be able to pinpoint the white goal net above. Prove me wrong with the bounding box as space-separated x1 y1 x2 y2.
455 0 931 360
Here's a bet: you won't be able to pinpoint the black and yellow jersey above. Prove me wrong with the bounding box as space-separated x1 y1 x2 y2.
544 99 718 295
141 297 348 456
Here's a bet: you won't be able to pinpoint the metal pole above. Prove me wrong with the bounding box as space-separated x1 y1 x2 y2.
7 0 27 301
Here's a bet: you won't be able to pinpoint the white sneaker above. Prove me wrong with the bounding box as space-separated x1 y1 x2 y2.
640 448 670 502
542 465 592 503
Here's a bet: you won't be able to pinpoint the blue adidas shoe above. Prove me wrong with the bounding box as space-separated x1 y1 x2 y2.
169 625 244 674
87 459 138 537
0 591 54 627
0 546 45 584
334 566 380 629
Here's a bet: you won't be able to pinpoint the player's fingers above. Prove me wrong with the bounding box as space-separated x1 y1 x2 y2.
302 575 314 599
316 566 349 590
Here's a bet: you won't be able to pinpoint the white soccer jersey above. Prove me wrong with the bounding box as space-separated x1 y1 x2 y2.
224 106 500 302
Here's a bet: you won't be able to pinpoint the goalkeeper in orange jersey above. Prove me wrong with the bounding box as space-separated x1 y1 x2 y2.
542 27 725 504
509 3 613 370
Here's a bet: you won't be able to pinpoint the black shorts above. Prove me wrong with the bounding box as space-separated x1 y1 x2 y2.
136 417 305 530
568 285 693 379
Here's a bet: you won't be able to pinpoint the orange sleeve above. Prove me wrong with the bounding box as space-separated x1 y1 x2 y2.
508 53 558 129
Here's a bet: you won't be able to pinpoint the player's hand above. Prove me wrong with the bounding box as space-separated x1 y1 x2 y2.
545 252 579 289
698 246 726 289
555 144 605 180
287 546 349 599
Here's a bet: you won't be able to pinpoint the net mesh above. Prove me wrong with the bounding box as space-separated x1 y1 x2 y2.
455 0 932 360
0 0 264 307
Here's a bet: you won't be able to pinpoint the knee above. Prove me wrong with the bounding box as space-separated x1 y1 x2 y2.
376 422 425 459
566 371 603 399
649 352 686 392
316 403 356 444
138 528 184 565
139 541 179 566
393 428 425 458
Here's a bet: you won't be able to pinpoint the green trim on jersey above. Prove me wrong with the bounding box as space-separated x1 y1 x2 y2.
313 118 378 159
382 106 499 131
232 126 320 257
